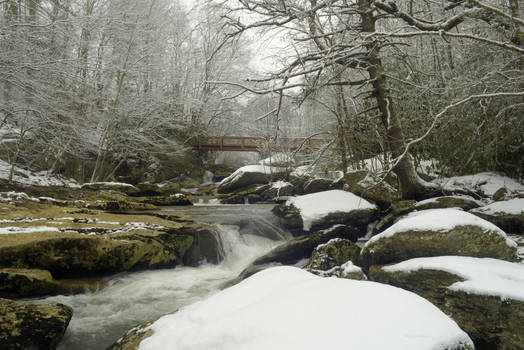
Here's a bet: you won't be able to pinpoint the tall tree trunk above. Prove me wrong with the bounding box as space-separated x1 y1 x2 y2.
358 0 433 199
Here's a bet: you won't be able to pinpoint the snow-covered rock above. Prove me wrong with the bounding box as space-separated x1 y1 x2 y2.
274 190 378 233
415 195 482 211
433 172 524 199
370 256 524 349
81 181 137 194
360 208 518 268
259 153 295 167
0 160 80 187
217 164 287 194
116 266 473 350
470 198 524 234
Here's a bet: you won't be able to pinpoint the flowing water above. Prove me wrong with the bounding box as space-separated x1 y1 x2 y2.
31 204 290 350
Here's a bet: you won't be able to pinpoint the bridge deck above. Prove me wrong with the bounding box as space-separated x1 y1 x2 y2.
197 136 326 152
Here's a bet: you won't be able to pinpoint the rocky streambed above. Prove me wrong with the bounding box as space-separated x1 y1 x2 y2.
1 166 524 350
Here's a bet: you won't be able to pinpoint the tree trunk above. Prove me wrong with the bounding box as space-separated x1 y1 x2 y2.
358 0 434 200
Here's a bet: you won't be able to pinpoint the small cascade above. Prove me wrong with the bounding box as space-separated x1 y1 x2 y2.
202 170 214 185
36 204 290 350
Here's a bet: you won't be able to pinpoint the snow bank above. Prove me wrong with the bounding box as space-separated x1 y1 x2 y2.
433 172 523 197
139 266 473 350
365 208 516 248
287 190 377 231
472 198 524 216
383 256 524 301
340 260 363 275
0 160 80 187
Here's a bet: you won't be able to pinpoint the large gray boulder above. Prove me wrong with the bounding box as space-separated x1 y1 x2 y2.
370 256 524 350
345 170 400 209
360 208 519 269
0 298 73 350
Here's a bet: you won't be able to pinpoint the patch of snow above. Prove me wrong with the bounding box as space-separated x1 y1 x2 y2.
0 218 46 223
472 198 524 216
138 266 473 350
81 181 136 188
0 160 80 187
0 226 60 234
315 237 343 250
287 190 377 231
433 172 523 197
270 180 290 189
341 260 363 275
365 208 516 248
383 256 524 301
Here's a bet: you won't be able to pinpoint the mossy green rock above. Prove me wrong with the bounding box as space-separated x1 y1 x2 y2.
306 238 360 271
0 230 194 278
345 171 400 209
106 318 156 350
234 225 361 283
360 225 518 269
0 268 73 298
471 200 524 234
0 298 72 350
370 266 524 349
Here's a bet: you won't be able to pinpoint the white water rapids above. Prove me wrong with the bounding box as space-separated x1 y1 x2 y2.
31 204 289 350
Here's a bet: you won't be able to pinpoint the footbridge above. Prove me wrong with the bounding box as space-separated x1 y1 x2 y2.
196 136 327 153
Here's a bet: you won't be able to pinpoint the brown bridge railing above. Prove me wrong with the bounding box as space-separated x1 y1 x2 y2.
197 136 326 152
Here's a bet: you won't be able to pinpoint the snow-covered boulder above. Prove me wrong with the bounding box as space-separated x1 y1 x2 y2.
306 238 360 272
470 198 524 234
360 208 519 268
217 165 287 194
259 152 295 167
370 256 524 349
273 190 378 234
345 170 400 209
112 266 474 350
433 172 524 199
415 195 482 211
0 297 72 349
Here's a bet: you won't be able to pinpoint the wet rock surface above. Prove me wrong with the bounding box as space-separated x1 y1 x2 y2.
0 298 73 350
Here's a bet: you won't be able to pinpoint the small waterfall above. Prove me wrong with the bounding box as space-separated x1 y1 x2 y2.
202 170 214 185
33 206 289 350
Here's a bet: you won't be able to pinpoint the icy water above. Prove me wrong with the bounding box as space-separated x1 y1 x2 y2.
31 204 290 350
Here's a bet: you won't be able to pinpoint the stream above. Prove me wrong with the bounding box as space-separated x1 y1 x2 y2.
32 203 291 350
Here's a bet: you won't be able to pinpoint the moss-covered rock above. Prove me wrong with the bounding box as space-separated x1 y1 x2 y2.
303 178 333 194
370 263 524 350
106 318 156 350
0 206 223 289
306 238 360 271
0 298 72 350
360 209 518 269
233 225 360 283
415 196 482 211
81 182 137 194
345 171 400 209
0 268 79 298
373 200 416 234
361 225 517 269
138 193 193 206
217 184 269 204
